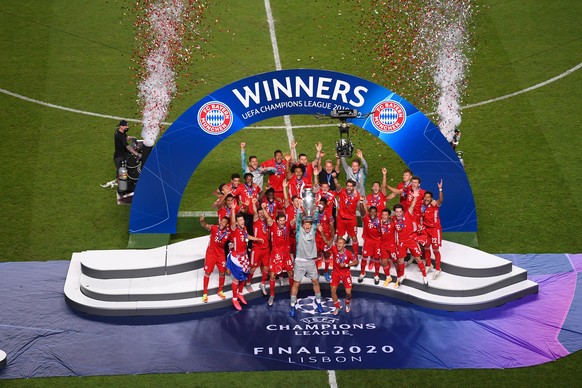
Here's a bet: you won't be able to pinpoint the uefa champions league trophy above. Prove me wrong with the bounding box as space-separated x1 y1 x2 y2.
301 188 316 222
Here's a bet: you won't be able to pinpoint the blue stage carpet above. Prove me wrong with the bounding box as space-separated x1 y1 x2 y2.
1 254 581 379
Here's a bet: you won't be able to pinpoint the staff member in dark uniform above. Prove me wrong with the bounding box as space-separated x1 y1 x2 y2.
113 120 141 175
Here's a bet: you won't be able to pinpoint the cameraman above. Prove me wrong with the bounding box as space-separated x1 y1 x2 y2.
113 120 141 176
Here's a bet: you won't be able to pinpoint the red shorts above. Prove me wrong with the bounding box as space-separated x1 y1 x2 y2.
251 248 270 268
336 217 357 237
204 253 226 274
270 250 293 274
381 244 397 261
362 240 381 259
330 269 353 288
414 230 429 246
396 239 422 258
424 227 442 248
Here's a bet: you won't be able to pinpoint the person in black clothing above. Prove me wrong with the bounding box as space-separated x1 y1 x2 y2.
317 156 341 191
113 120 141 174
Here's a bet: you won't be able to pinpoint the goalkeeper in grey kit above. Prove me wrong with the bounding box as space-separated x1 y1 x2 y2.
289 201 324 317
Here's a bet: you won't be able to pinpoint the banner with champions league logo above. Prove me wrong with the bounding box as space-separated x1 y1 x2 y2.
129 69 476 234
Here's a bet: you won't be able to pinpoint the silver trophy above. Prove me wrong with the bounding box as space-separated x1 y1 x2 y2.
301 188 316 222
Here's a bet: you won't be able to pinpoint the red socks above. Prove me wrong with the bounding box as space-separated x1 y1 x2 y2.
203 274 210 294
397 262 405 278
218 275 225 293
434 250 441 270
270 279 276 296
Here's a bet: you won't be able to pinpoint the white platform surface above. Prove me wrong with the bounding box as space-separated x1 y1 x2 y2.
64 234 538 315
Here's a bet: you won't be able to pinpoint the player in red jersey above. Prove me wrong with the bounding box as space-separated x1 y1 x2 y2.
262 203 295 306
405 176 426 222
314 197 335 281
260 149 288 201
282 179 302 261
379 208 398 287
217 194 242 221
366 168 396 214
315 180 336 219
218 173 245 204
287 163 310 199
358 204 382 285
199 215 231 303
332 177 361 260
261 187 284 220
226 205 264 310
321 234 359 315
421 180 444 279
246 199 272 294
289 140 323 186
387 168 414 206
393 188 428 288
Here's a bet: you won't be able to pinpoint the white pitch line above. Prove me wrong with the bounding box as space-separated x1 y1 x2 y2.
263 0 295 148
328 369 338 388
1 62 580 130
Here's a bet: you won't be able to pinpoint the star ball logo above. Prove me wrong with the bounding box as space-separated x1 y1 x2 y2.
371 100 406 133
198 101 233 135
295 296 336 316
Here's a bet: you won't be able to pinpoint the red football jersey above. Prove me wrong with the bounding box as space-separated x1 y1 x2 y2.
252 218 270 251
366 192 387 213
316 189 336 218
362 214 381 241
393 215 417 243
238 183 261 215
217 204 242 221
230 225 249 255
261 158 287 192
270 222 290 252
397 181 412 205
406 188 426 220
262 198 284 220
336 188 360 221
288 175 311 198
380 219 397 246
422 203 441 229
330 245 354 275
206 225 230 257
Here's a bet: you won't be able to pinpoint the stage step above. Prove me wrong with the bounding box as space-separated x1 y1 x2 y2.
64 235 539 316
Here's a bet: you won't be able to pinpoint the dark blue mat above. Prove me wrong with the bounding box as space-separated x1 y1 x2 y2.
0 256 581 379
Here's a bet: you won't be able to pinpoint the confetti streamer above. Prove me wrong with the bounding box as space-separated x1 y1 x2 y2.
132 0 209 147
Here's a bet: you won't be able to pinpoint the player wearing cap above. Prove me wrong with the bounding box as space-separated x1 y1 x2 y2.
113 119 141 176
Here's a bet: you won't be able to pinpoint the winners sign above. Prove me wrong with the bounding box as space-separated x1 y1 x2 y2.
130 69 476 234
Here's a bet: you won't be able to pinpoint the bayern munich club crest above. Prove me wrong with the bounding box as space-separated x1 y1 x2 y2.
197 101 233 135
371 100 407 133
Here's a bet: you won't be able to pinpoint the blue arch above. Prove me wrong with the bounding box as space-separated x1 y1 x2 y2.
129 69 476 234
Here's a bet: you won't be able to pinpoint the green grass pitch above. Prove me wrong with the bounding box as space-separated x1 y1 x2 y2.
0 0 581 386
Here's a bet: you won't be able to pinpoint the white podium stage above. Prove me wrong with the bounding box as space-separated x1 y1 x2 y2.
64 230 538 316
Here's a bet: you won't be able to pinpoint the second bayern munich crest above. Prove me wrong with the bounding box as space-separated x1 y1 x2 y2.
371 100 407 133
197 101 233 135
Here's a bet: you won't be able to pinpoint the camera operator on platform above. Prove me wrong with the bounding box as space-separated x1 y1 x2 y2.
113 120 142 175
